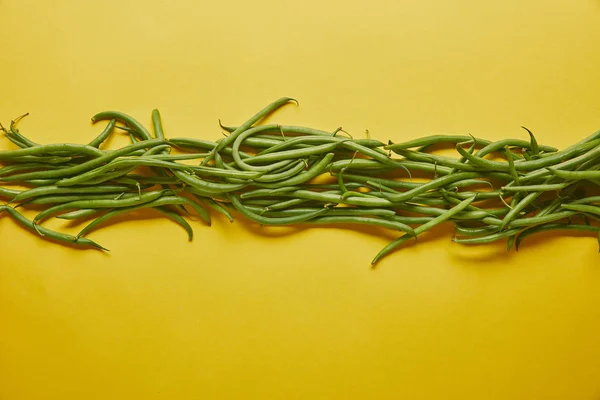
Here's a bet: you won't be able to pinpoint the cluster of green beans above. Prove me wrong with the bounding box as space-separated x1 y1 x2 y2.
1 97 599 266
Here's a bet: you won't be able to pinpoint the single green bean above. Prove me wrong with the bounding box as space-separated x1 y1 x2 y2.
56 209 103 220
89 119 117 148
452 228 522 244
202 97 297 165
515 223 600 251
371 195 477 265
11 184 142 203
0 205 107 250
77 195 210 238
91 111 153 141
228 194 329 225
386 135 491 151
33 189 173 225
561 204 600 216
252 153 335 189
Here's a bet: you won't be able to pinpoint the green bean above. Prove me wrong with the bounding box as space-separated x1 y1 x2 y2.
0 163 77 177
202 97 297 165
251 153 335 189
448 190 504 201
69 168 145 186
500 182 575 192
257 136 385 156
55 158 195 186
0 205 107 250
151 109 165 140
547 169 600 181
456 139 600 172
89 119 117 148
498 191 544 231
392 149 482 172
386 135 491 151
454 224 498 236
341 173 422 189
3 132 28 149
190 196 233 222
452 228 521 244
303 215 415 234
7 114 39 148
243 142 340 165
33 189 173 225
571 196 600 205
229 194 328 225
155 206 194 240
263 198 312 211
381 172 482 202
56 209 103 220
0 187 21 199
0 143 106 160
240 186 301 199
506 210 576 228
172 168 248 195
242 199 281 207
1 155 74 164
327 159 398 173
125 175 181 185
230 126 311 172
371 195 477 265
16 192 141 207
474 138 556 158
77 195 210 238
169 138 217 150
391 215 436 225
521 127 540 158
269 205 397 218
11 184 142 203
0 138 168 182
518 141 600 183
91 110 153 141
515 223 600 251
253 160 307 183
561 203 600 216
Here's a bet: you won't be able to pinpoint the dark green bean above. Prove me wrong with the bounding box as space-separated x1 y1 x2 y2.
0 138 168 182
0 205 107 250
515 223 600 251
33 189 174 225
91 110 153 141
89 119 117 148
11 184 141 203
55 158 194 186
251 153 334 189
0 187 21 199
228 194 328 225
547 169 600 181
202 97 297 165
371 195 477 265
7 114 39 148
56 209 103 220
77 195 210 238
452 228 521 244
456 139 600 172
386 135 491 151
561 203 600 216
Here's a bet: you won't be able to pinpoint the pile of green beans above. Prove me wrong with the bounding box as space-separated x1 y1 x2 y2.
1 97 599 266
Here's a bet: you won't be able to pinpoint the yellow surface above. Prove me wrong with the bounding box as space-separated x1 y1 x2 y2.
1 0 600 398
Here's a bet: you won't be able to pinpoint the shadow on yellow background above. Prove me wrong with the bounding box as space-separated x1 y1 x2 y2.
1 1 600 399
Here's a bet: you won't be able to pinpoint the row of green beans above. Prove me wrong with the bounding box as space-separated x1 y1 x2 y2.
1 97 599 266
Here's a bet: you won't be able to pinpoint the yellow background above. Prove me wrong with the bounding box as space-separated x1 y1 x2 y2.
1 0 600 398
